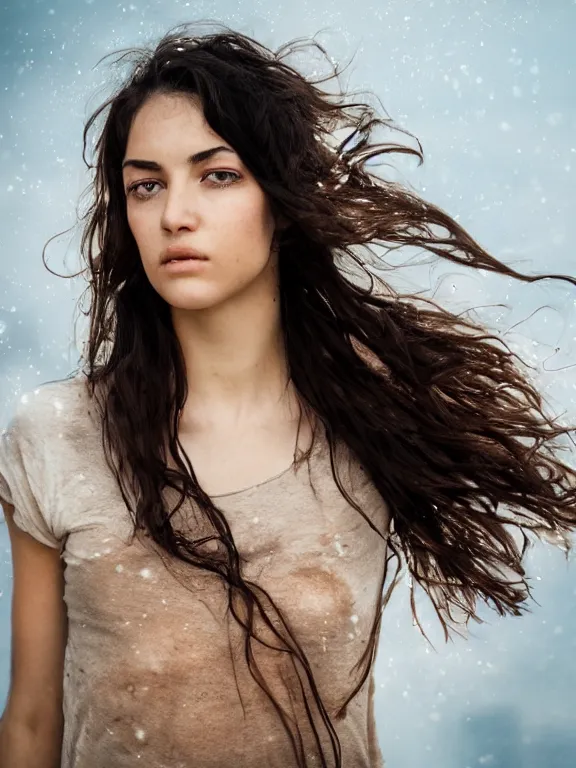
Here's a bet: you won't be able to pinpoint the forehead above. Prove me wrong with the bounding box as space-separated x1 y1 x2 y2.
126 92 219 150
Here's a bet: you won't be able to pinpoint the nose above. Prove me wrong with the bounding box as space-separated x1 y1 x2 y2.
160 185 200 233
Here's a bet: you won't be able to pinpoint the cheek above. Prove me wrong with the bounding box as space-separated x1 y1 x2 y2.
126 207 151 244
230 197 275 245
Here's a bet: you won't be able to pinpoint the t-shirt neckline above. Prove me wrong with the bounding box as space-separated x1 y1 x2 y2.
209 428 325 500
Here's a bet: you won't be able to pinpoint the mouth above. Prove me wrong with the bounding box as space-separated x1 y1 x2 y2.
162 247 208 264
163 256 204 264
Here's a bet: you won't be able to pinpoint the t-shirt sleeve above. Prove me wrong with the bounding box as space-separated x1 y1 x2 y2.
0 396 63 550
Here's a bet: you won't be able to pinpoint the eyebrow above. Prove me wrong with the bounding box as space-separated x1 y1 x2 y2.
121 145 236 172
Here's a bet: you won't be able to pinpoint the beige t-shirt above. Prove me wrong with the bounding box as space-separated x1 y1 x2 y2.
0 374 390 767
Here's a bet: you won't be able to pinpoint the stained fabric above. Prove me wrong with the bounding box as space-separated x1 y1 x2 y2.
0 374 390 767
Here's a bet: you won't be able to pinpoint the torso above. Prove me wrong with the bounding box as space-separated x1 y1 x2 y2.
6 375 390 767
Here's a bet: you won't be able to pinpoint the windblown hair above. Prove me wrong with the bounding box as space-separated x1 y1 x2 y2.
52 21 576 768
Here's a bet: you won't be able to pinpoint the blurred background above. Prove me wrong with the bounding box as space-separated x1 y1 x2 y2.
1 1 575 766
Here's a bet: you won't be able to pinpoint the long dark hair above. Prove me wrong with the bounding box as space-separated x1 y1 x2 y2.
50 21 576 768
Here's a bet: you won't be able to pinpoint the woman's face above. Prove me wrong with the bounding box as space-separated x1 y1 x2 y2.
122 91 279 312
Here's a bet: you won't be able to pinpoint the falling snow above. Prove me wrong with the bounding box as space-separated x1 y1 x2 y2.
0 4 574 768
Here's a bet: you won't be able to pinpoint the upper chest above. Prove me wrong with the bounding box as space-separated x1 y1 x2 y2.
174 414 314 497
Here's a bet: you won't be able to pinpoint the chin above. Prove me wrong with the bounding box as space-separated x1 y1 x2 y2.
163 287 228 312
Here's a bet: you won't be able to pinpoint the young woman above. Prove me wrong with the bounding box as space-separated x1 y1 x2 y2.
0 22 575 768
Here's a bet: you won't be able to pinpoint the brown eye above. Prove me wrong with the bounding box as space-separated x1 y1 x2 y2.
127 181 161 200
203 170 241 186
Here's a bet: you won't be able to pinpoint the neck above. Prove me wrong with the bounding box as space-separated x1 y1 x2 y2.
170 279 294 429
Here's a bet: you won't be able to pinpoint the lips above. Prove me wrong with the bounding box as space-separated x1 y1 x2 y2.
162 246 208 264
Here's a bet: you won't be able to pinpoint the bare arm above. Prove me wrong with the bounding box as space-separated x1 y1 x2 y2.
0 502 67 768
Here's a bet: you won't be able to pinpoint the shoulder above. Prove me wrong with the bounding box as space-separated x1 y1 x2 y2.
0 374 93 548
4 372 93 444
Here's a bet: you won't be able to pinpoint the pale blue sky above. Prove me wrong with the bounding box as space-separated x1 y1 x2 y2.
1 1 575 766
